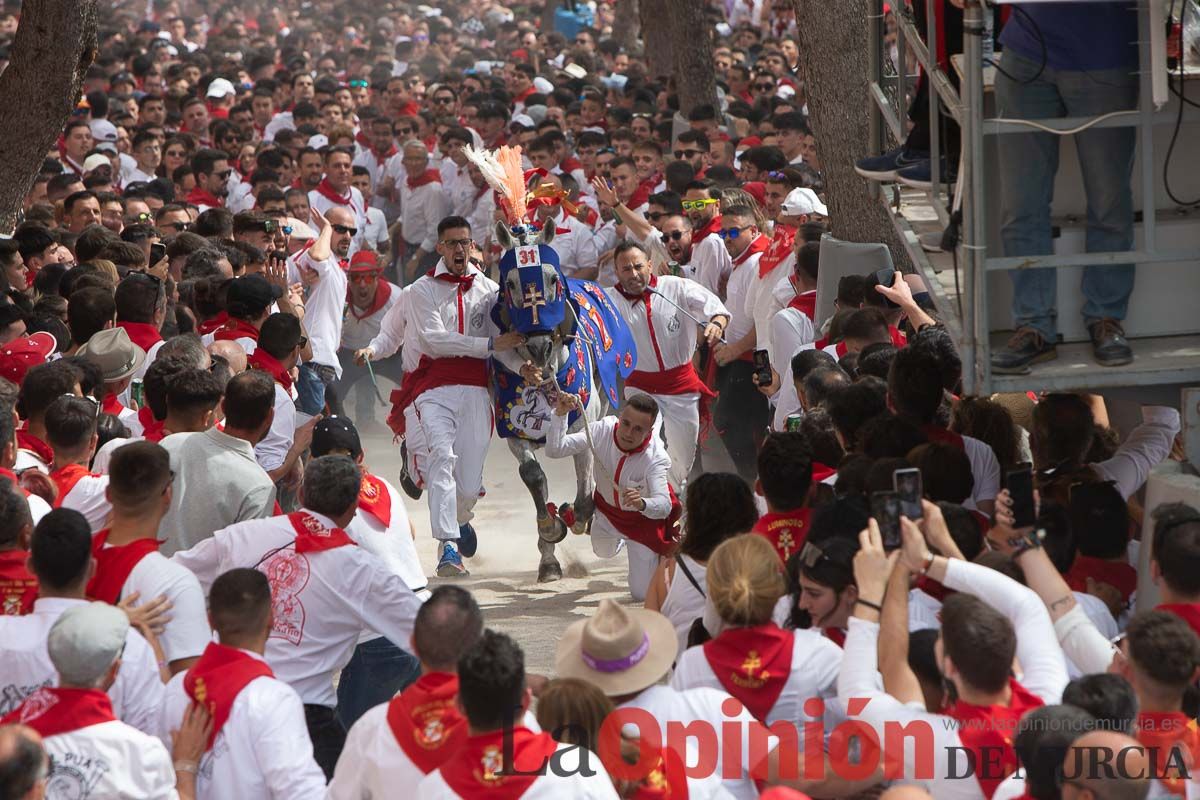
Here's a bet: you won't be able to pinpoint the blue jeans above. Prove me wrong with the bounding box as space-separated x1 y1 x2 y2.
295 362 343 416
335 636 420 729
996 50 1138 339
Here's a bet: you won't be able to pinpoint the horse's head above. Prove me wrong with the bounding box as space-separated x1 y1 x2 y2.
496 222 572 371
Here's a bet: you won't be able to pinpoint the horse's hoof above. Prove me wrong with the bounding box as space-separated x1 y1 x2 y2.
538 516 568 544
571 518 592 536
537 558 563 583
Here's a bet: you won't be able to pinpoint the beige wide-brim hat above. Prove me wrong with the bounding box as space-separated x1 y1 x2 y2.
556 598 678 698
77 327 146 382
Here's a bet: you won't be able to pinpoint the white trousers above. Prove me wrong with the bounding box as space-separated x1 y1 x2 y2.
624 388 700 491
412 385 491 541
590 511 661 603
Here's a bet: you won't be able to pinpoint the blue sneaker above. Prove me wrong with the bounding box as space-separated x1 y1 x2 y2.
457 522 477 558
436 542 469 577
896 157 955 190
854 146 929 181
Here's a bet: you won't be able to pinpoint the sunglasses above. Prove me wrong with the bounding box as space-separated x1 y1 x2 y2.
755 82 775 91
215 169 233 181
432 96 455 104
395 127 415 135
162 220 191 232
719 226 751 240
331 224 358 236
349 272 378 284
674 149 701 160
647 211 668 222
681 198 718 211
660 230 685 242
349 79 369 88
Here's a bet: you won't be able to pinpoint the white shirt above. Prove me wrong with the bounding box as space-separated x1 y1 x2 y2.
0 598 163 736
722 244 764 345
767 294 817 375
346 475 426 596
354 147 402 220
41 718 179 800
342 280 402 352
660 554 709 654
116 551 210 664
541 210 598 277
366 285 415 366
837 558 1069 800
364 206 389 250
961 434 1001 510
462 188 496 248
159 650 326 800
691 232 733 300
172 510 423 708
417 740 620 799
442 162 475 215
56 473 111 533
393 166 449 253
672 626 843 730
748 255 795 356
253 381 297 473
605 275 727 373
293 247 348 375
407 260 500 364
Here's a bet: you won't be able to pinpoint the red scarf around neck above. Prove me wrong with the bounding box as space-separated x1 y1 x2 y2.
386 671 467 774
101 393 125 417
1064 554 1137 604
347 279 392 321
439 726 558 800
248 349 293 391
921 424 965 451
1159 603 1200 640
86 529 162 604
0 549 38 615
731 234 770 267
315 177 352 206
407 168 442 190
702 624 794 722
213 317 261 344
197 311 229 336
752 509 811 565
287 511 357 553
137 406 166 443
694 214 722 241
116 320 162 351
431 268 475 290
759 224 796 277
49 464 94 508
16 431 53 465
185 642 276 750
943 679 1044 799
358 473 392 528
186 186 224 208
1 687 117 738
371 143 398 162
1136 711 1200 797
787 289 817 320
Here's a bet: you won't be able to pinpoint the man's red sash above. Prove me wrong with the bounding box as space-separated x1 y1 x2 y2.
386 355 489 437
386 671 467 774
702 624 794 722
0 687 117 737
752 509 811 564
592 488 682 557
0 549 37 615
185 642 276 750
626 363 718 435
86 529 161 603
287 512 357 553
439 726 558 800
358 473 392 527
943 679 1044 798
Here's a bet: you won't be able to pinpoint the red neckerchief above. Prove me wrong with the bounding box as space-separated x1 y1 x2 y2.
731 234 769 267
0 549 38 615
702 624 794 722
628 746 690 800
612 273 655 303
1136 711 1200 796
812 461 836 483
1064 554 1137 604
628 178 655 211
890 325 908 348
943 679 1045 799
1159 604 1200 640
315 177 352 206
921 424 965 451
186 186 224 208
386 672 467 774
406 168 442 190
613 423 653 455
49 464 96 509
787 289 817 320
560 156 583 174
347 279 392 321
0 687 117 737
287 511 357 553
358 473 392 527
439 726 558 800
752 509 810 565
197 311 229 335
213 317 261 344
370 143 398 162
431 268 475 291
248 349 293 391
116 320 163 351
395 101 420 117
16 431 53 465
823 627 846 647
185 642 276 750
514 86 536 105
137 407 166 442
694 214 722 240
759 224 796 277
86 529 162 604
101 393 124 417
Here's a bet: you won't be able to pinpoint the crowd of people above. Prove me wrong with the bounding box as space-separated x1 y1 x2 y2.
0 0 1190 799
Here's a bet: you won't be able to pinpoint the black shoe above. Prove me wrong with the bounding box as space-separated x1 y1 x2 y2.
399 442 423 500
1088 319 1133 367
990 327 1057 375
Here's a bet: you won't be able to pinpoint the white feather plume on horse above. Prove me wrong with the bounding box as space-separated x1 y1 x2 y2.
462 144 527 224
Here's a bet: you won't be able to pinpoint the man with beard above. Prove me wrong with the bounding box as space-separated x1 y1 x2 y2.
186 149 231 212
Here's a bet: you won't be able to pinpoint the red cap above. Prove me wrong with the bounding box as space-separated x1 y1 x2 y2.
345 251 381 272
742 181 767 207
737 136 762 150
0 333 56 385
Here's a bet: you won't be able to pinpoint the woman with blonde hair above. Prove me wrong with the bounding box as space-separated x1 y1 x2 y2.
670 534 842 728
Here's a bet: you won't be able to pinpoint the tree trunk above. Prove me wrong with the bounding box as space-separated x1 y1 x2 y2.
639 0 673 80
613 0 640 56
0 0 98 234
791 0 912 271
666 0 718 116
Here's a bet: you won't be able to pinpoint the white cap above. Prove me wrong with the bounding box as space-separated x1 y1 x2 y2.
206 77 237 99
285 217 317 240
532 76 554 95
89 119 118 143
48 602 129 687
82 153 112 173
510 113 535 130
561 63 587 80
781 187 828 217
307 133 329 149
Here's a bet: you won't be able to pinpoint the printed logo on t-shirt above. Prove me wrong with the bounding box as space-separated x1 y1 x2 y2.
47 753 111 800
666 313 681 333
0 680 52 715
470 309 485 331
261 550 310 646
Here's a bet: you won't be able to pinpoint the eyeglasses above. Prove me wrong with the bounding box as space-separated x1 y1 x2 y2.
647 211 668 222
719 226 752 240
596 147 616 156
754 82 776 91
331 224 358 236
281 225 294 236
440 238 472 250
660 230 685 242
432 96 455 105
349 79 369 88
673 149 701 160
681 198 718 211
65 393 101 420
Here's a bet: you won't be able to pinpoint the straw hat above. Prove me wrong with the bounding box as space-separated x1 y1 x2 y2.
555 599 677 697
